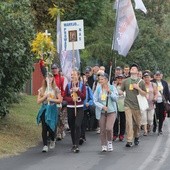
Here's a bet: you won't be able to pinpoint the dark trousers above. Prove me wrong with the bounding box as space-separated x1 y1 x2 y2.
113 111 126 136
80 110 88 139
41 112 55 146
153 102 165 132
67 107 84 146
89 105 98 130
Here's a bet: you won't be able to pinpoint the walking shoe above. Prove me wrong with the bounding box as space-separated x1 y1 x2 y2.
71 145 76 151
143 132 148 136
147 124 151 133
107 141 113 151
57 134 62 141
134 137 139 145
153 126 156 133
62 131 66 139
96 127 100 134
101 145 107 152
49 140 55 149
125 142 133 147
113 135 118 141
73 146 80 153
158 130 163 135
79 138 84 145
119 135 124 141
42 145 48 152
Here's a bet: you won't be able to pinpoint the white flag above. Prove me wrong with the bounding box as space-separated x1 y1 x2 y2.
112 0 139 56
134 0 147 14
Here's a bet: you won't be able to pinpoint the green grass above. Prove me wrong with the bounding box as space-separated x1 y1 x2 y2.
0 94 41 158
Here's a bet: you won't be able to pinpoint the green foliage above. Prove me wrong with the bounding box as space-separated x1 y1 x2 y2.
124 0 170 76
30 0 170 75
0 0 35 117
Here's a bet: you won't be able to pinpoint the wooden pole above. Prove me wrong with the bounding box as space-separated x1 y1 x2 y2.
72 42 77 117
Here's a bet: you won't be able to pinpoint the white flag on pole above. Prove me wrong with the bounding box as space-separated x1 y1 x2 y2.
134 0 147 14
112 0 139 56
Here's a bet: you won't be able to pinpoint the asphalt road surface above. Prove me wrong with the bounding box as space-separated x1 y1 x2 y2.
1 118 170 170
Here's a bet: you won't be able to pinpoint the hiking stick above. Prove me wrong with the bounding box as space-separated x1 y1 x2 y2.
105 62 113 114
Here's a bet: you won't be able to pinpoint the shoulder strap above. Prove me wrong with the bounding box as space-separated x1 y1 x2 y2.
137 78 142 84
67 82 71 95
79 82 83 92
87 86 90 101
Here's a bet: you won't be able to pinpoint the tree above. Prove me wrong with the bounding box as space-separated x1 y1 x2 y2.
0 0 35 117
30 0 170 75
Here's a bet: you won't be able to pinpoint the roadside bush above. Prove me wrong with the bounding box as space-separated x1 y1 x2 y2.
0 0 35 117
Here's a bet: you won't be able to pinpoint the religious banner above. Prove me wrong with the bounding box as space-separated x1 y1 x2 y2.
60 50 80 87
112 0 139 56
61 20 85 51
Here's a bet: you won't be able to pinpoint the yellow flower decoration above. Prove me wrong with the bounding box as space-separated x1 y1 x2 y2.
31 32 56 65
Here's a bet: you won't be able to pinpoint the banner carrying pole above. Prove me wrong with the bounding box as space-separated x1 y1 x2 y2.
72 41 77 117
105 62 113 115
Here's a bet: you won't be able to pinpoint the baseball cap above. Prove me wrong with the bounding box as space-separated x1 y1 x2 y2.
130 63 139 70
116 74 124 78
85 67 92 73
51 63 59 69
100 73 109 79
115 66 122 70
143 72 150 77
155 71 161 75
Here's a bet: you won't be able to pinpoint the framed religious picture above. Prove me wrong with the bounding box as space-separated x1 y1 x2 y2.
61 20 85 50
69 30 77 42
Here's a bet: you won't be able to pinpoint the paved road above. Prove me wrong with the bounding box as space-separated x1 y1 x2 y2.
1 119 170 170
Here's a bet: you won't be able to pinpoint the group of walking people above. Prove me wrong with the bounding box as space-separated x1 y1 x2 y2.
36 62 170 153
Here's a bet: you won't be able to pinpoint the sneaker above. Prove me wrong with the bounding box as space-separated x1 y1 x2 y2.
49 140 55 149
96 127 100 134
158 130 163 135
57 134 62 141
73 146 80 153
101 145 107 152
119 135 124 141
113 135 118 141
147 124 151 133
71 145 76 151
42 145 48 152
62 131 66 138
134 137 139 145
79 138 84 145
125 142 133 147
143 132 148 136
153 126 156 133
107 141 113 151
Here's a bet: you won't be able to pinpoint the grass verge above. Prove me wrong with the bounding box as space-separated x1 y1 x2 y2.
0 94 41 158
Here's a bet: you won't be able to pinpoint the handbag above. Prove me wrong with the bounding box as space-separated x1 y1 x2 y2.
160 92 170 113
137 94 149 111
164 102 170 113
136 79 149 111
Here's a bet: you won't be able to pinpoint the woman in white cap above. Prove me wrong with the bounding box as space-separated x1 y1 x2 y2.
94 73 118 152
141 71 158 136
37 73 63 152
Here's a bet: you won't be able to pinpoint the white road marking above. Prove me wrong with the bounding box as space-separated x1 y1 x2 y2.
138 119 170 170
